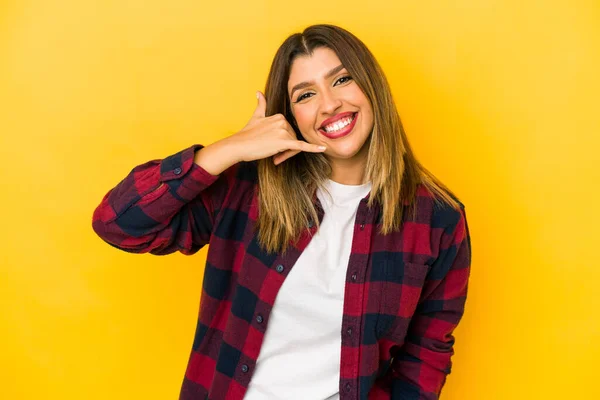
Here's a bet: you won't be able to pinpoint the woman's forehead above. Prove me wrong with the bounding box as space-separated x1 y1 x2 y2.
288 48 344 90
290 48 341 75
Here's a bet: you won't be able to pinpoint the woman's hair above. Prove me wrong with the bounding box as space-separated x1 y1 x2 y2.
255 24 461 254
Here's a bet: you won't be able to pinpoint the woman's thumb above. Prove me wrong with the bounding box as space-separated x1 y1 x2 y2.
253 91 266 118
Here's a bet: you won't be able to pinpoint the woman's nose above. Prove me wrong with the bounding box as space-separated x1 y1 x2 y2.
319 90 343 114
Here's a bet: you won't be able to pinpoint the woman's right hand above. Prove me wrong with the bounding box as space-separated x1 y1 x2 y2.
227 91 327 166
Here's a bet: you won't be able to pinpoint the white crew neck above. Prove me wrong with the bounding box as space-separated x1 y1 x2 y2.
318 178 372 209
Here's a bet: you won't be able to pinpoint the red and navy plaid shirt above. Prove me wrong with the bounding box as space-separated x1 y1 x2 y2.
92 144 472 400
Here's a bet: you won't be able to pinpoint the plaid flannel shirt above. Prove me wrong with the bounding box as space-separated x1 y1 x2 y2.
92 144 472 400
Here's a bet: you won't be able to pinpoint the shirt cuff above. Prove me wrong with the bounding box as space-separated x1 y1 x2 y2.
159 144 221 200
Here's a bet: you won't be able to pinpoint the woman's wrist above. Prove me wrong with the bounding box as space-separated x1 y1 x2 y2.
193 138 240 176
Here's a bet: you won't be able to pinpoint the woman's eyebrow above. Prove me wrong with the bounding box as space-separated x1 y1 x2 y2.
289 64 346 99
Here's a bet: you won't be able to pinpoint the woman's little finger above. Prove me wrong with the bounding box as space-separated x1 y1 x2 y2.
273 149 301 165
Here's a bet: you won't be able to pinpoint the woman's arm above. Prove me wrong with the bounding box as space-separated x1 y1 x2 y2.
389 204 472 399
91 140 240 255
92 91 328 256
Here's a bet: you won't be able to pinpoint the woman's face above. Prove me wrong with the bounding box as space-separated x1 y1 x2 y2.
288 47 374 167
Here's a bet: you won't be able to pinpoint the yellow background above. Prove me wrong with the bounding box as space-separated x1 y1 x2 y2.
1 0 599 398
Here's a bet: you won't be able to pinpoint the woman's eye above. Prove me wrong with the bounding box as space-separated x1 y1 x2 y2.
294 76 353 103
336 75 352 85
296 92 313 102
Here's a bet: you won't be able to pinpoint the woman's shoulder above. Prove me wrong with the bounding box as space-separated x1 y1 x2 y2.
412 182 466 229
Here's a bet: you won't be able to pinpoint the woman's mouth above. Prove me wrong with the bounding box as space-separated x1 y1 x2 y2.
318 112 358 139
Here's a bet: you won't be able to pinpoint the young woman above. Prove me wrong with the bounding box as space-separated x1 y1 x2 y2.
93 24 471 400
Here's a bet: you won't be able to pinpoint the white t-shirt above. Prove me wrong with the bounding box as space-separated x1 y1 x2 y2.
243 178 373 400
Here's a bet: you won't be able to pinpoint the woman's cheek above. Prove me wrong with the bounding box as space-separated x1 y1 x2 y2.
294 108 317 139
294 108 310 128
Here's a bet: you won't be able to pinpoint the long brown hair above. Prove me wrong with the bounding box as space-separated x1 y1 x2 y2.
255 24 461 254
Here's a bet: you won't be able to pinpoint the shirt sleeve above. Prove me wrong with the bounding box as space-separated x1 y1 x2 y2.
389 204 472 399
91 144 232 255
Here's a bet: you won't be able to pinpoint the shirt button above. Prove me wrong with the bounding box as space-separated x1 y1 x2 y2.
173 167 182 175
351 273 357 281
345 382 352 392
275 264 284 273
359 224 365 230
307 220 314 228
241 364 249 373
256 315 263 323
347 327 352 335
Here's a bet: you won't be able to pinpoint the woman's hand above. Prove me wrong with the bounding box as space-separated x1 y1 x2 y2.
228 91 327 165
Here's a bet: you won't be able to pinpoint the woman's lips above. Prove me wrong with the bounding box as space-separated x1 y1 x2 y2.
318 112 358 139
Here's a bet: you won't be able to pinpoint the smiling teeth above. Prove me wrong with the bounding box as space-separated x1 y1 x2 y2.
323 115 354 133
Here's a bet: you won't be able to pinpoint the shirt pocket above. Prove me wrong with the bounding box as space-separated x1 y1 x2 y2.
376 261 430 338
